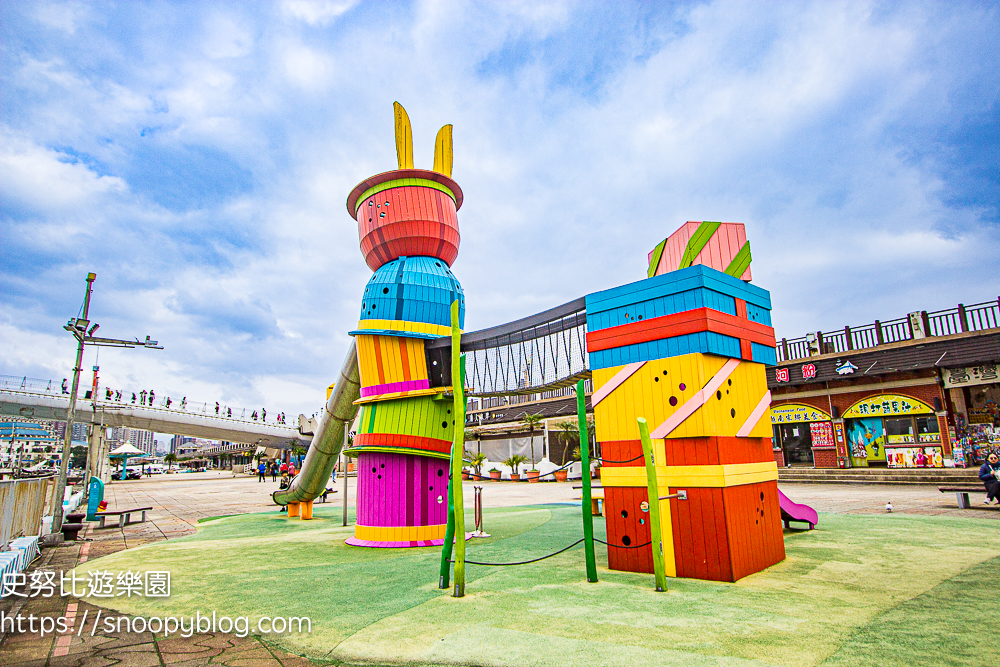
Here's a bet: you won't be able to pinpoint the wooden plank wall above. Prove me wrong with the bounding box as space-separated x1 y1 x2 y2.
723 480 785 581
355 451 449 528
604 486 654 574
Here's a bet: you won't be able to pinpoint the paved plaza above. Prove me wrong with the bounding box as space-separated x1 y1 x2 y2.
1 471 996 667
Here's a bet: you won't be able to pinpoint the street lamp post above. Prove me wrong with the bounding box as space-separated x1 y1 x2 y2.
52 273 163 537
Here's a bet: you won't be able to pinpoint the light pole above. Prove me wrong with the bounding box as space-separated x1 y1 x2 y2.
52 273 163 536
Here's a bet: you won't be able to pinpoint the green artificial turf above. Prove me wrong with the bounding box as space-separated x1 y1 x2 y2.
73 505 1000 667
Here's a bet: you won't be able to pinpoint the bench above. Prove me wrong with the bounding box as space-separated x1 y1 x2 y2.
590 492 604 516
318 488 338 503
94 507 153 528
939 486 990 509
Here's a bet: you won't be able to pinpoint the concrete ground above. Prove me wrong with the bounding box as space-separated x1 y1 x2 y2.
1 471 996 667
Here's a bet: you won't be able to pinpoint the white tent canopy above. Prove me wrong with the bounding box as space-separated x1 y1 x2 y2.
108 443 145 456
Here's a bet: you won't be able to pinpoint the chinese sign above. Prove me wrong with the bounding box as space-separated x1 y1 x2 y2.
801 363 817 380
2 570 170 599
942 364 999 388
775 368 789 383
842 394 933 419
771 403 831 424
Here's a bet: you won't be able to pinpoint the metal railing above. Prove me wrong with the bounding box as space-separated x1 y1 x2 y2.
776 298 1000 363
0 375 298 428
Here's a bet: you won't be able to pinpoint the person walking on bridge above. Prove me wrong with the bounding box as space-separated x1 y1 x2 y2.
140 390 147 405
215 402 220 416
149 390 155 406
261 408 266 422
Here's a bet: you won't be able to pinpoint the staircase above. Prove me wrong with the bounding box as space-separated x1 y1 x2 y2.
778 467 982 485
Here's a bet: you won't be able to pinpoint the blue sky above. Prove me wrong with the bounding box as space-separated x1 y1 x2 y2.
1 0 998 418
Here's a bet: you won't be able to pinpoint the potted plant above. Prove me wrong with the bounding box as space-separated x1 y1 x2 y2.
462 468 471 480
526 469 540 483
554 467 568 482
469 452 487 480
488 467 502 481
503 454 527 481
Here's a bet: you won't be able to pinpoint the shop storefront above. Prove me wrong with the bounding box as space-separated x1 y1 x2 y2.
943 363 1000 466
842 394 943 468
770 404 835 467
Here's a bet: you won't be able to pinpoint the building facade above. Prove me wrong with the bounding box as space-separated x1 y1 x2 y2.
768 300 999 469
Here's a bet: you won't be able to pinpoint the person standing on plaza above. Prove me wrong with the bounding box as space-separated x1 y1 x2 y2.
257 460 267 482
270 461 278 482
980 452 1000 504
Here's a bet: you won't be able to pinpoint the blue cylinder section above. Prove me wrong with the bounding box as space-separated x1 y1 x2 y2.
359 256 465 329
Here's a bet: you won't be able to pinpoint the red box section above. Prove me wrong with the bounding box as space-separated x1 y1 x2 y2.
586 307 775 353
601 437 774 467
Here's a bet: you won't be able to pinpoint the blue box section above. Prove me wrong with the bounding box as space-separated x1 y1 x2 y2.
586 287 737 333
750 342 777 366
745 302 772 327
588 331 743 371
360 256 465 328
586 265 771 316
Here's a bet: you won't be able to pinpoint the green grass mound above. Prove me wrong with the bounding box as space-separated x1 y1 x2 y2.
74 505 1000 666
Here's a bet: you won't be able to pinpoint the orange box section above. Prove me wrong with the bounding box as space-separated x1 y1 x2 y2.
586 307 775 353
356 334 429 388
601 437 774 468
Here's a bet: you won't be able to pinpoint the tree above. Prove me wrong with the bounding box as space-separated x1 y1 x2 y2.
292 445 306 467
70 445 88 469
164 453 177 470
521 413 544 471
469 452 487 479
556 420 580 463
253 450 266 464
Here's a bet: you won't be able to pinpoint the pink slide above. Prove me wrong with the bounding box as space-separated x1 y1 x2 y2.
778 490 818 530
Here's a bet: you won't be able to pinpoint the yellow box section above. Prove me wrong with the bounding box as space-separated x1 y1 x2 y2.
593 353 771 441
356 334 429 388
355 319 452 337
601 461 779 488
354 523 446 542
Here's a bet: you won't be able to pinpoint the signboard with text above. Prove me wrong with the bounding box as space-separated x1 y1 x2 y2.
942 364 999 388
842 394 934 419
771 403 831 424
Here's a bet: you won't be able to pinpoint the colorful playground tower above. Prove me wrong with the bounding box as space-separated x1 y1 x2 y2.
586 221 785 582
343 103 465 547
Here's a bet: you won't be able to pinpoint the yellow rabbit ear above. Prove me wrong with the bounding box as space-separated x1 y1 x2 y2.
393 102 414 169
433 124 453 177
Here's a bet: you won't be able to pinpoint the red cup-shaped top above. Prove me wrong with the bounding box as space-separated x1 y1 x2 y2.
347 169 463 272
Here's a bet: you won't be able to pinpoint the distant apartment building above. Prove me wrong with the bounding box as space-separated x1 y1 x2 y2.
0 420 61 468
108 427 156 456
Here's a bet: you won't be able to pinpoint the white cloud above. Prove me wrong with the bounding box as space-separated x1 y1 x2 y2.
0 131 126 212
281 0 359 26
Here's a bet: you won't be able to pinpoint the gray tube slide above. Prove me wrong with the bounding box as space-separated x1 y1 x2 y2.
272 341 361 506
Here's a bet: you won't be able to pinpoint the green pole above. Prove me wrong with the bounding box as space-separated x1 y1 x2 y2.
577 380 598 582
450 301 467 597
438 478 455 589
637 417 667 592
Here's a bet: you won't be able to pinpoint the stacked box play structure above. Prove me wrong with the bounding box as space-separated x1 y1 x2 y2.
341 103 464 547
586 221 785 582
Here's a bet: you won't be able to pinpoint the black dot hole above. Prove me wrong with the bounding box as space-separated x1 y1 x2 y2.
382 287 389 294
441 421 448 428
622 535 631 546
380 464 384 469
437 469 444 477
716 390 722 400
621 510 628 519
760 492 764 501
728 379 732 386
654 376 659 382
731 408 736 418
669 396 677 406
